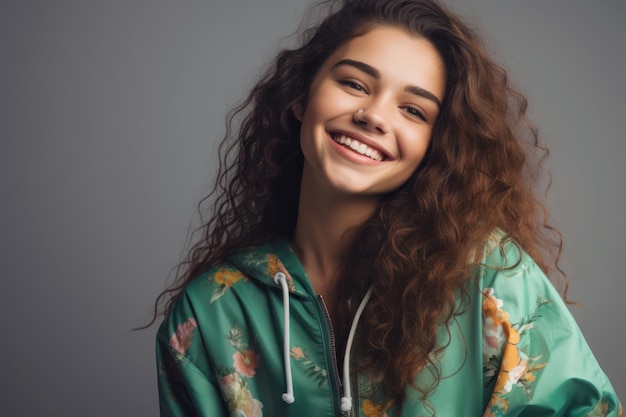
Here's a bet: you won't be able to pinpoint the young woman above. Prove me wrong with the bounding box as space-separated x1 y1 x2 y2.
155 0 622 416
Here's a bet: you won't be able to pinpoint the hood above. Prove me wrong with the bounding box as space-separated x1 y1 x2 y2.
227 237 315 299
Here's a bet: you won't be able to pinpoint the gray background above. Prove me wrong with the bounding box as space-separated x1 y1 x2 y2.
1 0 624 415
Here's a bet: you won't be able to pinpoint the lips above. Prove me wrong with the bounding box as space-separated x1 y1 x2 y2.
331 133 386 161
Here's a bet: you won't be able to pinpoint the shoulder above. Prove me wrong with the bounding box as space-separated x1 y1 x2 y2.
157 262 249 338
475 230 553 297
185 262 251 303
477 233 623 416
474 230 568 342
156 262 257 370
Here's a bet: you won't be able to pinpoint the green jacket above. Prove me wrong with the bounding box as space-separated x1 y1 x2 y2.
156 235 622 417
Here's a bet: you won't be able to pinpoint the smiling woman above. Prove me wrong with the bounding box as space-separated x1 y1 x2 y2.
152 1 622 416
296 26 445 200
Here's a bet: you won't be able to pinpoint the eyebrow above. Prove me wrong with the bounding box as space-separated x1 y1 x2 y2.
332 58 442 109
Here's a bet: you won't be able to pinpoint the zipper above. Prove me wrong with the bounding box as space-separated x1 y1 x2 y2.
317 295 354 417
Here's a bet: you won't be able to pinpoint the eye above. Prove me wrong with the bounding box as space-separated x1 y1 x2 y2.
338 79 368 94
403 105 428 122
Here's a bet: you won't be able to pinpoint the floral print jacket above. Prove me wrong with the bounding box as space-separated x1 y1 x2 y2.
156 234 622 417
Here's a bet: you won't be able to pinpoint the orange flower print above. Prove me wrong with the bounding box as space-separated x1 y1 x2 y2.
210 268 248 303
169 317 198 355
266 254 295 292
221 325 263 413
233 350 260 378
290 346 328 387
500 356 528 393
214 269 246 287
362 399 388 417
482 289 550 417
290 347 305 360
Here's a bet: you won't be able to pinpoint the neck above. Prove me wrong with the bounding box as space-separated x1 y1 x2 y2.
292 165 379 297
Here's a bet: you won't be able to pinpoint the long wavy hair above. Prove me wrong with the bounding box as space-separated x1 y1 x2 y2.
154 0 564 411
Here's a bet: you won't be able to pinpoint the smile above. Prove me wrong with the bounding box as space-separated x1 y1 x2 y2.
331 134 386 161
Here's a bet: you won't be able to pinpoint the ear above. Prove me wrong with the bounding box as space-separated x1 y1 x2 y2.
292 102 304 121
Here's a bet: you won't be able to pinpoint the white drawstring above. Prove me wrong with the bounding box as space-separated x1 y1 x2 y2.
274 269 372 412
340 287 373 413
273 272 295 404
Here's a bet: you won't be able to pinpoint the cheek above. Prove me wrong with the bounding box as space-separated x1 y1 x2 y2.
298 115 318 162
401 130 433 165
297 86 338 150
302 81 352 123
298 98 325 133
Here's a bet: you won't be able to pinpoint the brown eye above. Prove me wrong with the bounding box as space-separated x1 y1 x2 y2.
403 105 428 122
339 79 367 94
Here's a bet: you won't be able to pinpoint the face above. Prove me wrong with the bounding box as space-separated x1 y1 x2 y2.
296 25 446 199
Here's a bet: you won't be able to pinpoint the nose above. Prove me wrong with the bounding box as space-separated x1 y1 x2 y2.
352 103 391 134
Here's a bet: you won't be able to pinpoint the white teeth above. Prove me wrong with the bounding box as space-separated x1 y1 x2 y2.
333 134 384 161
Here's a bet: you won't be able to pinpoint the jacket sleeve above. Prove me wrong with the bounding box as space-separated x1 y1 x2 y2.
480 239 623 417
155 281 231 417
156 332 227 417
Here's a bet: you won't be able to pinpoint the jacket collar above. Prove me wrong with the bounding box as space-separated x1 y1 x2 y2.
227 237 315 299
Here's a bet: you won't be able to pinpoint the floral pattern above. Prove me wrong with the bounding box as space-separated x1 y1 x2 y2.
362 399 388 417
216 323 264 416
158 241 623 417
290 346 328 387
169 317 198 355
483 288 550 417
587 399 624 417
218 370 263 417
239 252 296 292
209 267 247 303
266 254 296 292
233 350 260 378
226 324 259 373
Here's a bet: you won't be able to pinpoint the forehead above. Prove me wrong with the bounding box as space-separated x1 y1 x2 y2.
317 25 447 101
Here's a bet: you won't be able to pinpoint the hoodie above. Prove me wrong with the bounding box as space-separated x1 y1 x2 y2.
156 235 622 417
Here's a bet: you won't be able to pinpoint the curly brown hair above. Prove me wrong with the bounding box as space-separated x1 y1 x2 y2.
154 0 564 411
